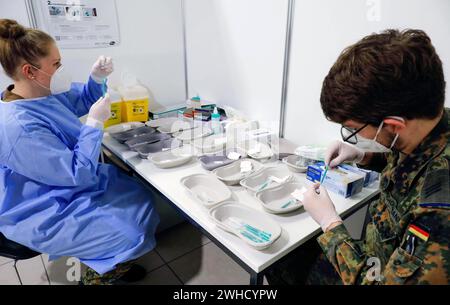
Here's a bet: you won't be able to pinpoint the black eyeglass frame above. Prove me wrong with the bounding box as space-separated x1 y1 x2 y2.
340 123 369 144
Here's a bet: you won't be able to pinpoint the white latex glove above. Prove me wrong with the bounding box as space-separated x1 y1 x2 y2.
90 55 114 83
85 94 111 129
302 183 342 232
325 140 365 168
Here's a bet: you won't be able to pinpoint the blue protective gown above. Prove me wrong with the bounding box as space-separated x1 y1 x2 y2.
0 77 159 274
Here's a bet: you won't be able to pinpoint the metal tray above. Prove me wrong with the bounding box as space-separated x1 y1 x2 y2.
134 138 183 159
124 132 171 150
198 148 247 171
110 126 156 143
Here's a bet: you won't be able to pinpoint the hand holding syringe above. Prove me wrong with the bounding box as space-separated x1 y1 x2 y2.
315 164 329 194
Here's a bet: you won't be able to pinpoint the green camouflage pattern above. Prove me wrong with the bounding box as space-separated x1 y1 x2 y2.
81 260 135 285
317 108 450 285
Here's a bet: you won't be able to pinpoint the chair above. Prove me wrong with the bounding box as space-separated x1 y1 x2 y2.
0 232 40 284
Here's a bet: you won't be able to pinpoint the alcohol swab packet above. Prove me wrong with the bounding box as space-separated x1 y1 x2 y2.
291 187 308 202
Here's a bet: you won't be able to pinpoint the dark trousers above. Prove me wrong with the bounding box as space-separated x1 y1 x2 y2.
265 237 342 285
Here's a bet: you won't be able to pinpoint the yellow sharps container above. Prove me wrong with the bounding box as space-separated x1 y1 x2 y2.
104 89 123 128
118 84 149 122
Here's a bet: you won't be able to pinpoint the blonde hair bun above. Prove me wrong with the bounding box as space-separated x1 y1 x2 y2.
0 19 26 40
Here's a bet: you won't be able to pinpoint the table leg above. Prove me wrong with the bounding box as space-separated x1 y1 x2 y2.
250 272 264 285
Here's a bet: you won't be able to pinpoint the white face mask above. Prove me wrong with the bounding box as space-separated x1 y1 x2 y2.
355 119 401 153
32 65 72 95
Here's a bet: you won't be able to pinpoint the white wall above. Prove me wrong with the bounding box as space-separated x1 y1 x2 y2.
0 0 31 90
284 0 450 147
184 0 288 128
0 0 186 107
0 1 30 25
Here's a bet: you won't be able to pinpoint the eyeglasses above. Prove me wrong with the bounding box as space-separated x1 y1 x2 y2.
340 123 369 144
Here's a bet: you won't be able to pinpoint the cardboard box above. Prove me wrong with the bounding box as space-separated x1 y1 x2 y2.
306 162 365 198
338 164 379 187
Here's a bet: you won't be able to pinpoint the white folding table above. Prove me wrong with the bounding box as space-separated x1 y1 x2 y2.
102 134 380 285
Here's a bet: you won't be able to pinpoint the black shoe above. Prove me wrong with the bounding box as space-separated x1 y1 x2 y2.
116 264 147 283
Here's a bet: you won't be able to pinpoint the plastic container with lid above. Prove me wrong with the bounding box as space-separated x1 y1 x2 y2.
188 95 202 110
104 89 123 128
118 82 150 123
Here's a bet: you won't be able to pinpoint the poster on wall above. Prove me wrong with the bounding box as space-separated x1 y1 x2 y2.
34 0 121 48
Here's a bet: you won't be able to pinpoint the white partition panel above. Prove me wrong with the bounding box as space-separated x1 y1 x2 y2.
284 0 450 146
184 0 289 127
1 0 186 107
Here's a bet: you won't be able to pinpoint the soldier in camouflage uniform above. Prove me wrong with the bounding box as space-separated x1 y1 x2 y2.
315 109 450 285
267 29 449 285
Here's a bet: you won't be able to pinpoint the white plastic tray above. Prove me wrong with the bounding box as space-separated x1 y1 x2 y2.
237 140 274 161
209 201 282 250
282 154 315 173
192 134 227 154
105 122 145 135
255 182 307 214
174 127 213 142
148 146 193 169
240 167 293 193
180 174 232 208
212 159 263 186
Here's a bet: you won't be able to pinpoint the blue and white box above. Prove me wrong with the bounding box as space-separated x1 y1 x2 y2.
306 162 365 198
338 164 379 187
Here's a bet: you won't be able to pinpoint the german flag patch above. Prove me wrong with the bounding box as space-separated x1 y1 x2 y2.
407 224 430 242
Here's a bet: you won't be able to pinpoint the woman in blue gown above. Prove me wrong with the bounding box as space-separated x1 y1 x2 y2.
0 19 159 284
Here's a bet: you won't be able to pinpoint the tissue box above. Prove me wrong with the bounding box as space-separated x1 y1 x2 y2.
338 164 379 187
306 162 365 198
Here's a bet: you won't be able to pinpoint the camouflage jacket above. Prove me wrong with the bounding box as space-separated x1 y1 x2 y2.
317 108 450 285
